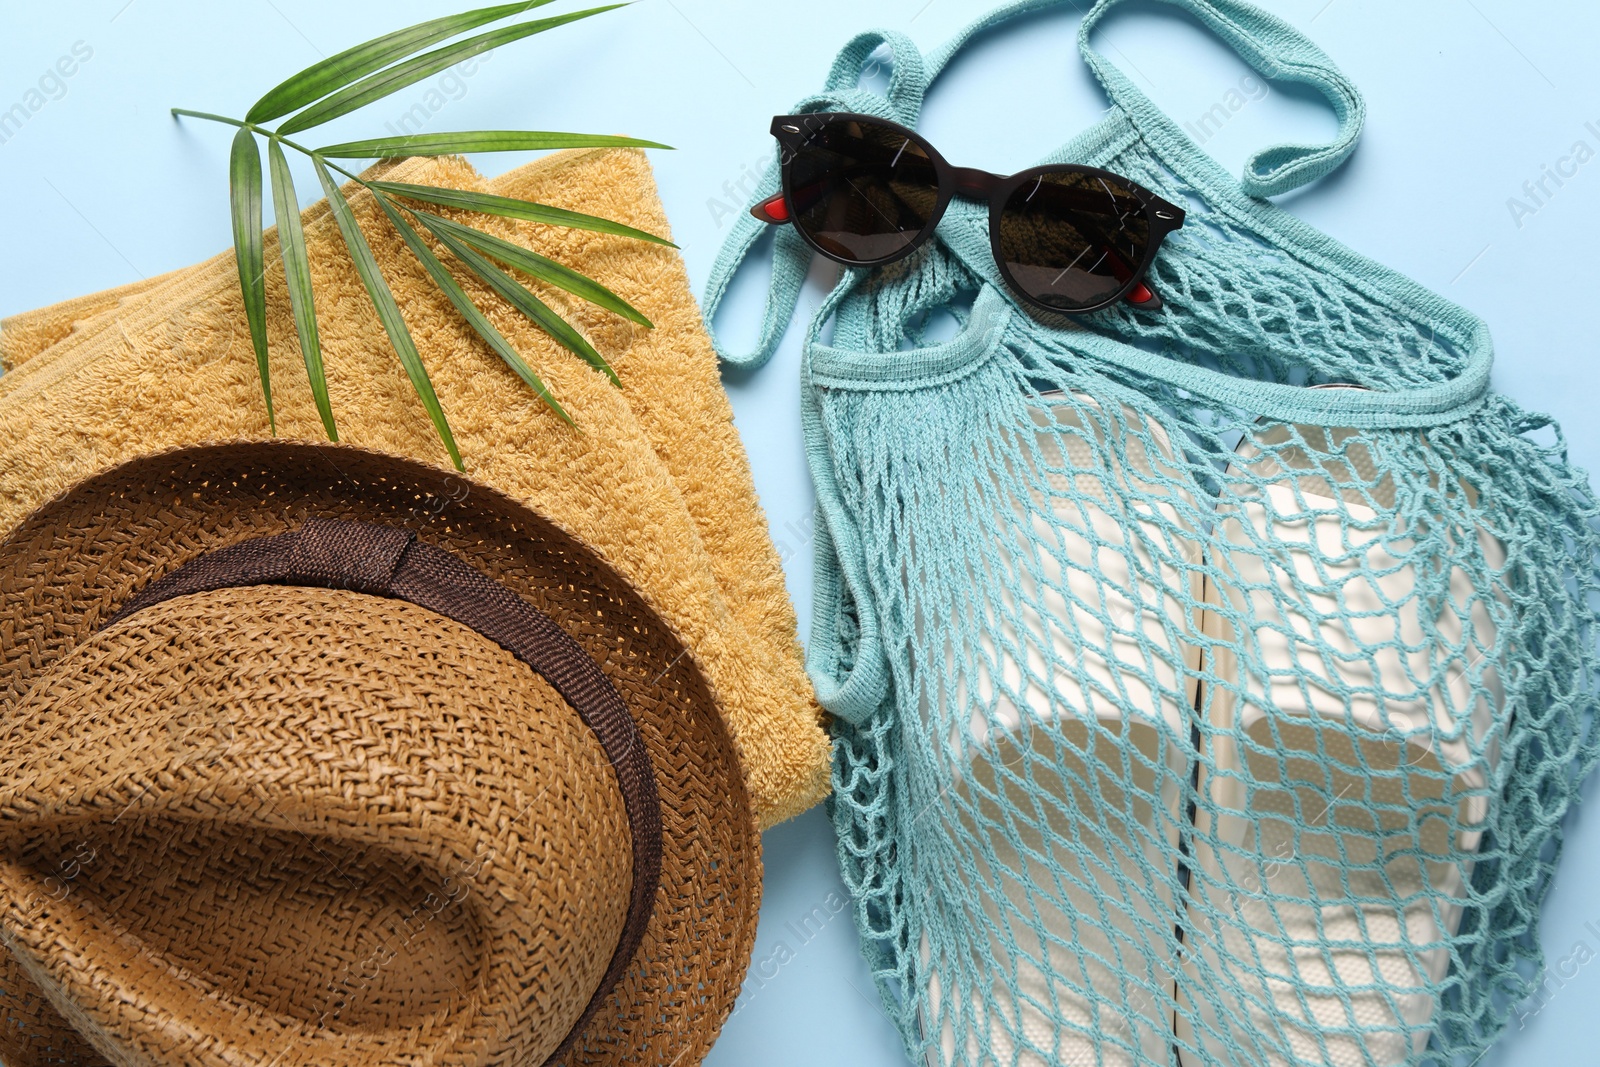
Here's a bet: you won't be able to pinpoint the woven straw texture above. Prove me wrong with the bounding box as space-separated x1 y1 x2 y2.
5 587 630 1066
0 147 829 830
0 442 760 1067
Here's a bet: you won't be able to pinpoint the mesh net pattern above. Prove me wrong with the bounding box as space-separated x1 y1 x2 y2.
819 148 1600 1067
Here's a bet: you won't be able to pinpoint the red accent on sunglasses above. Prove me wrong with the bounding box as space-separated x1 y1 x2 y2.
751 193 790 224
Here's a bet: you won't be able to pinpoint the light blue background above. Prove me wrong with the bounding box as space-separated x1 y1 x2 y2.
3 1 1599 1063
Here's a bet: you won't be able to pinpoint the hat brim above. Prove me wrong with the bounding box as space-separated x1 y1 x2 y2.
0 440 761 1067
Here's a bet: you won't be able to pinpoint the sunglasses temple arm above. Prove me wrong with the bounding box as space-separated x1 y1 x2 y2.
1068 214 1164 310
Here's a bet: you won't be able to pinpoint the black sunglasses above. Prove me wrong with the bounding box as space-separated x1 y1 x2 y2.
752 112 1185 315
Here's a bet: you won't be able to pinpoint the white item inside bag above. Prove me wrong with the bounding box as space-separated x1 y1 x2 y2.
921 394 1202 1067
1180 422 1504 1067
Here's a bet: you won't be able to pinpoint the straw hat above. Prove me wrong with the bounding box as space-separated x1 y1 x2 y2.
0 440 759 1066
0 149 825 1064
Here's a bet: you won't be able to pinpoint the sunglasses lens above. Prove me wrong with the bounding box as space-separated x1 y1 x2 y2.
997 170 1152 311
786 118 940 264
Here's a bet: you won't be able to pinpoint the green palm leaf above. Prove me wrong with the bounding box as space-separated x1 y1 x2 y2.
315 161 463 469
370 180 675 246
229 127 273 432
180 2 676 464
266 140 337 440
247 0 557 124
374 192 573 426
277 6 626 135
418 213 619 386
316 131 668 158
416 209 650 327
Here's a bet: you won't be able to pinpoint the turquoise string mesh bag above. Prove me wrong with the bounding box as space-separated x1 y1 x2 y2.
703 1 1600 1064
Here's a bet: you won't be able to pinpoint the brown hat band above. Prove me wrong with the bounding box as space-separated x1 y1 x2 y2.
107 517 663 1066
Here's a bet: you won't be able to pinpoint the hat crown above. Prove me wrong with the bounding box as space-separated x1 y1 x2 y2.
0 584 634 1066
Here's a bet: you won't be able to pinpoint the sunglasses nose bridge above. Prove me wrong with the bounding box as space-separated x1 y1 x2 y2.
950 166 999 202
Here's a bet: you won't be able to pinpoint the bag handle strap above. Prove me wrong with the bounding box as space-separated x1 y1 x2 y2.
702 30 928 370
799 270 895 724
920 0 1363 199
1075 0 1364 197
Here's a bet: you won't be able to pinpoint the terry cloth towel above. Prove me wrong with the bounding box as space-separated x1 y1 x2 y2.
0 148 830 827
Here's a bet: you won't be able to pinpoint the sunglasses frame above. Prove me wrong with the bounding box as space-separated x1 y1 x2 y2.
762 112 1187 315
